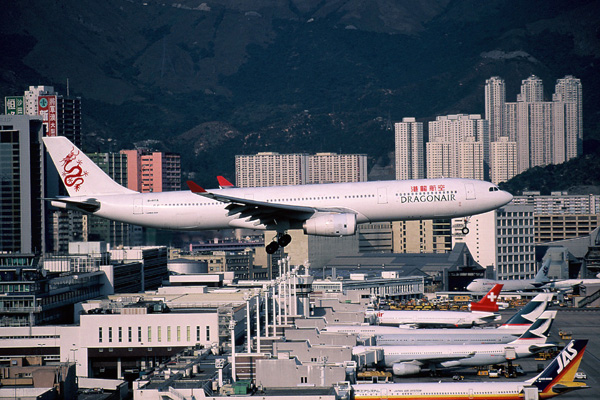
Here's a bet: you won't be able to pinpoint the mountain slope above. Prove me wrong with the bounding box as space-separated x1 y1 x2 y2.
1 0 599 182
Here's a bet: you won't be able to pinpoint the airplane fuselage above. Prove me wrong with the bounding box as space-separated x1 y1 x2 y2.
59 178 509 233
372 309 499 328
467 279 544 292
375 331 520 346
354 342 544 369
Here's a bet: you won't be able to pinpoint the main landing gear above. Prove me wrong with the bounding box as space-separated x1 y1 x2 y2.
266 232 292 254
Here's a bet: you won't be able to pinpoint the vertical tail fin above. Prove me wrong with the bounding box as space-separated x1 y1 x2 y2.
511 310 557 343
469 283 503 312
217 176 235 189
499 293 553 330
43 136 135 197
528 340 589 394
534 258 552 283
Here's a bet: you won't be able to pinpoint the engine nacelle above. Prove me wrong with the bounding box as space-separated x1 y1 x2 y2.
392 363 421 376
303 213 357 237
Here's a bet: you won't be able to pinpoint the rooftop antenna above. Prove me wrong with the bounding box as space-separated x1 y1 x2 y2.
66 78 70 97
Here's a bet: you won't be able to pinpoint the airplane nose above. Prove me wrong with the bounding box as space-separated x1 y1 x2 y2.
501 190 513 205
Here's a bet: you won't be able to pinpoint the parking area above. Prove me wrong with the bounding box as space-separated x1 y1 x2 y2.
386 307 599 399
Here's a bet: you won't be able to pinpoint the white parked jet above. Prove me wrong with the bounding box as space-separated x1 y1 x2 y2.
43 136 512 253
466 259 552 292
325 292 553 336
369 308 500 328
353 311 557 376
375 307 556 346
352 339 589 400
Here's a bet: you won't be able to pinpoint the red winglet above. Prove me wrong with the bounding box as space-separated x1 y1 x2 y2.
186 180 206 193
217 176 234 188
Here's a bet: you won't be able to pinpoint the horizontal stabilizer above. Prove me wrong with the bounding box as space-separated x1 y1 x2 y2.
47 197 101 213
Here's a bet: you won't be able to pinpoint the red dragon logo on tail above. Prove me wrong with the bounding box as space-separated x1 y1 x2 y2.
60 147 88 192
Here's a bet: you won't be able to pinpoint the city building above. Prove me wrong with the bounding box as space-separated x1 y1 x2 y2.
490 137 518 184
0 115 45 254
235 152 308 187
391 219 453 254
0 252 105 327
426 114 489 179
504 75 583 173
512 192 600 243
394 118 424 180
554 75 583 159
319 243 483 292
485 76 506 143
121 149 181 192
307 152 368 183
453 204 536 280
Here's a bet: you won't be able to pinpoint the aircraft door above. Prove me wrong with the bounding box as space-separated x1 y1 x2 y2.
133 198 143 214
468 388 474 399
377 187 388 204
465 183 476 200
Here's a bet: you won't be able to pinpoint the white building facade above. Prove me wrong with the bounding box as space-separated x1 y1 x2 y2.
426 114 489 179
453 204 536 280
490 137 518 184
394 118 424 180
307 153 368 183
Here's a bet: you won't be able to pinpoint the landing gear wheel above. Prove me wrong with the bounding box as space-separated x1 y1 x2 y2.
278 233 292 247
266 241 279 254
462 227 470 235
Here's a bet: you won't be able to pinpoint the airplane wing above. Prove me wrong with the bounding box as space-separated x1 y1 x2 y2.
404 352 476 365
186 181 355 229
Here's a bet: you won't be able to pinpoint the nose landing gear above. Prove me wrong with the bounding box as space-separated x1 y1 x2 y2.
265 233 292 254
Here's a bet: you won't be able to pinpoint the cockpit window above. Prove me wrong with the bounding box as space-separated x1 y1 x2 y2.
489 187 499 192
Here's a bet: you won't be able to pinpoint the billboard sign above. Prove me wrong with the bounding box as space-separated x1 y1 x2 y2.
5 96 24 115
39 95 57 136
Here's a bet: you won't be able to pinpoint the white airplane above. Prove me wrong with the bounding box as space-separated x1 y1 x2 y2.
369 308 500 328
375 307 556 346
353 311 557 376
325 292 553 336
466 259 552 292
352 339 589 400
43 136 512 253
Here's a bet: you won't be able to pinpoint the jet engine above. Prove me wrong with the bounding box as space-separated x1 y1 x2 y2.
392 363 421 376
303 213 357 236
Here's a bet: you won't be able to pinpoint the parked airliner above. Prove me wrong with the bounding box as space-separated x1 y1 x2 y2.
466 259 552 292
352 339 589 400
369 308 500 328
324 292 553 336
375 308 556 346
353 311 556 376
43 136 512 253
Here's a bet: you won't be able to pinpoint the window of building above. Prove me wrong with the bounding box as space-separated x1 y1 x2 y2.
196 326 201 342
99 327 103 343
128 327 132 342
157 326 162 342
118 327 122 343
138 327 142 342
108 327 112 343
206 326 210 341
148 326 152 342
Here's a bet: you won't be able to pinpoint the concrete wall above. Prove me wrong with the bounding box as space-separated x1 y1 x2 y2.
255 358 346 388
273 341 352 364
